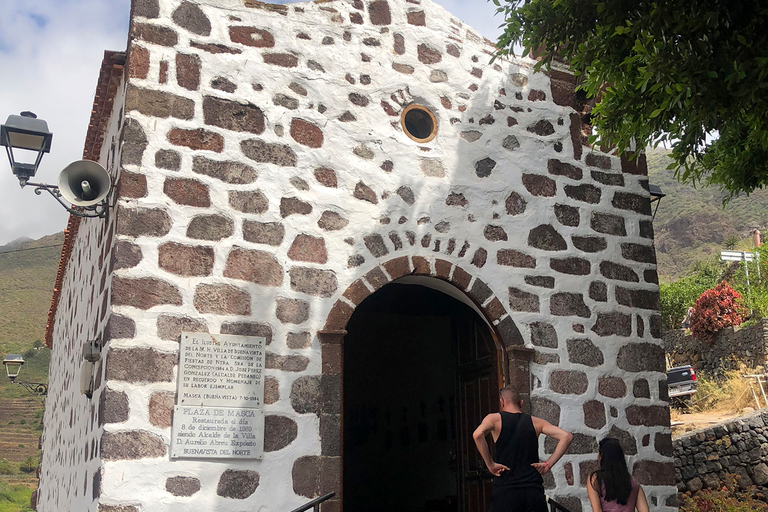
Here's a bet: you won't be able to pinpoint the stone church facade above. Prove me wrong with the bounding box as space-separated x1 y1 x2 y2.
37 0 676 511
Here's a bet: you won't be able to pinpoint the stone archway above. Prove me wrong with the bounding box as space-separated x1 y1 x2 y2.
313 255 534 511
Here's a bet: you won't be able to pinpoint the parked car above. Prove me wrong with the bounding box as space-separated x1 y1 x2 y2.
667 365 697 407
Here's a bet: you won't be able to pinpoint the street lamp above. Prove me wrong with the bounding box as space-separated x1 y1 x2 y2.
1 111 112 218
2 354 47 396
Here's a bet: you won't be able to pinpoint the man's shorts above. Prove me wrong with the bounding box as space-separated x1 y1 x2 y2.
490 485 548 512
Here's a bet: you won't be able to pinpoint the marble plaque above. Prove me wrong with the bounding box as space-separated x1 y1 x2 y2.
178 332 265 408
171 405 264 459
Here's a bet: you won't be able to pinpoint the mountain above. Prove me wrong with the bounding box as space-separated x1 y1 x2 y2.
0 233 62 378
647 149 768 282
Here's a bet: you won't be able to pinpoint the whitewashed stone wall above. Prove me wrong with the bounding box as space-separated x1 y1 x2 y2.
38 68 126 512
40 0 677 511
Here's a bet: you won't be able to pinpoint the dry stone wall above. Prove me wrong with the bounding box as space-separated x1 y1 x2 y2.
665 320 768 378
41 0 675 511
674 409 768 494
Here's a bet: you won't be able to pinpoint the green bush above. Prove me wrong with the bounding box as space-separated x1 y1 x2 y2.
0 459 18 475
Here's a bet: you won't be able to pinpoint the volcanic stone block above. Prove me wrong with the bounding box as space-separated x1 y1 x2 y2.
263 53 299 67
621 243 656 263
613 192 651 215
588 281 607 302
598 376 627 398
318 212 349 232
523 174 556 196
106 314 135 340
550 293 590 318
192 156 257 184
290 267 338 297
132 23 178 46
276 297 309 325
194 284 251 315
229 190 268 214
505 192 527 215
175 53 201 90
229 27 275 47
148 392 175 428
592 312 632 336
157 314 208 342
567 338 604 367
633 379 651 399
215 325 270 348
280 197 312 217
583 401 606 429
291 375 321 414
291 118 324 148
158 243 214 276
125 87 194 119
354 181 378 203
100 389 129 424
529 322 557 348
264 415 298 452
600 261 639 282
606 425 637 455
617 342 665 372
187 214 234 240
550 257 591 275
167 128 223 152
112 241 142 270
171 2 210 35
591 212 626 236
288 235 328 263
525 276 555 289
120 119 148 166
508 287 540 312
241 139 297 166
217 469 259 499
571 236 607 253
547 159 582 180
224 247 283 286
166 476 201 497
565 184 601 204
531 397 560 426
554 204 579 227
111 277 182 309
102 431 166 460
549 370 588 395
528 225 567 251
155 149 181 170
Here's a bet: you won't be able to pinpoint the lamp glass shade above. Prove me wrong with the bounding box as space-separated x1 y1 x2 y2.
0 114 53 153
3 354 25 379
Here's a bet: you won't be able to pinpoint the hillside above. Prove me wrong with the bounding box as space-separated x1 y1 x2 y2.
0 234 61 501
648 149 768 282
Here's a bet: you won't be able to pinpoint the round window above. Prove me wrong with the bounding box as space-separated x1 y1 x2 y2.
401 104 438 143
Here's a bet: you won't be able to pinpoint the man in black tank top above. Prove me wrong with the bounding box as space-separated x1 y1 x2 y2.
473 386 573 512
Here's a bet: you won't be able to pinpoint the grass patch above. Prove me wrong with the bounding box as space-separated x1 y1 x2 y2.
0 481 34 512
685 370 758 414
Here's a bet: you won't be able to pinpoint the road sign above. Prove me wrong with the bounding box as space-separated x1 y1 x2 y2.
720 250 755 262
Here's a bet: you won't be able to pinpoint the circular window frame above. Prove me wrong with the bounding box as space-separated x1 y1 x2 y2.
400 104 438 143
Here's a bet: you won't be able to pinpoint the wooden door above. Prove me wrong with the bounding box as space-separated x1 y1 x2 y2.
456 313 502 512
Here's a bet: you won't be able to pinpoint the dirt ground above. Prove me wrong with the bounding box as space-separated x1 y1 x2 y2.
671 408 759 437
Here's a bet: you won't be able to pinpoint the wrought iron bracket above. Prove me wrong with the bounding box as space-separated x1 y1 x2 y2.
14 380 48 396
20 179 109 219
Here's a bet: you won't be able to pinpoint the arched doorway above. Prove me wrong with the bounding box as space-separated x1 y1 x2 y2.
342 279 505 512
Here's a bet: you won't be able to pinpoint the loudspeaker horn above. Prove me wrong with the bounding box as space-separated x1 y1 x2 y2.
58 160 111 207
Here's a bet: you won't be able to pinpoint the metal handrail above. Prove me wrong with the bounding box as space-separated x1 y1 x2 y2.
546 495 571 512
290 492 336 512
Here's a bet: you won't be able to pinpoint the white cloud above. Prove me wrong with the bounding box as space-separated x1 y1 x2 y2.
0 0 503 244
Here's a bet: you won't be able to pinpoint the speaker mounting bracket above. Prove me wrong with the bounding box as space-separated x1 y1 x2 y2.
22 180 109 218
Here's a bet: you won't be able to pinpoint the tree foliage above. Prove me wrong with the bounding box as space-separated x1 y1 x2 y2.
659 260 722 331
491 0 768 199
689 281 747 343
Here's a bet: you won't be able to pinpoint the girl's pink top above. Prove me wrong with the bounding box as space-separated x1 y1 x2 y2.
600 477 639 512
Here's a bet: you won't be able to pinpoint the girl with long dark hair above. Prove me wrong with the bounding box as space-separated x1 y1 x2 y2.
587 438 650 512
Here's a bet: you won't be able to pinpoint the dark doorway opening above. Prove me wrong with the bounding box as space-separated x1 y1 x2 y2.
343 282 502 512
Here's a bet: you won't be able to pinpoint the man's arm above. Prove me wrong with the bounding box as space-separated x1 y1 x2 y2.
531 417 573 474
472 414 509 476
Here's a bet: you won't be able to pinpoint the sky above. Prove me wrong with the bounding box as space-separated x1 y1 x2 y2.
0 0 505 245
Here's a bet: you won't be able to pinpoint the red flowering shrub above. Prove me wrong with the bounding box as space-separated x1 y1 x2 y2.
689 281 747 343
